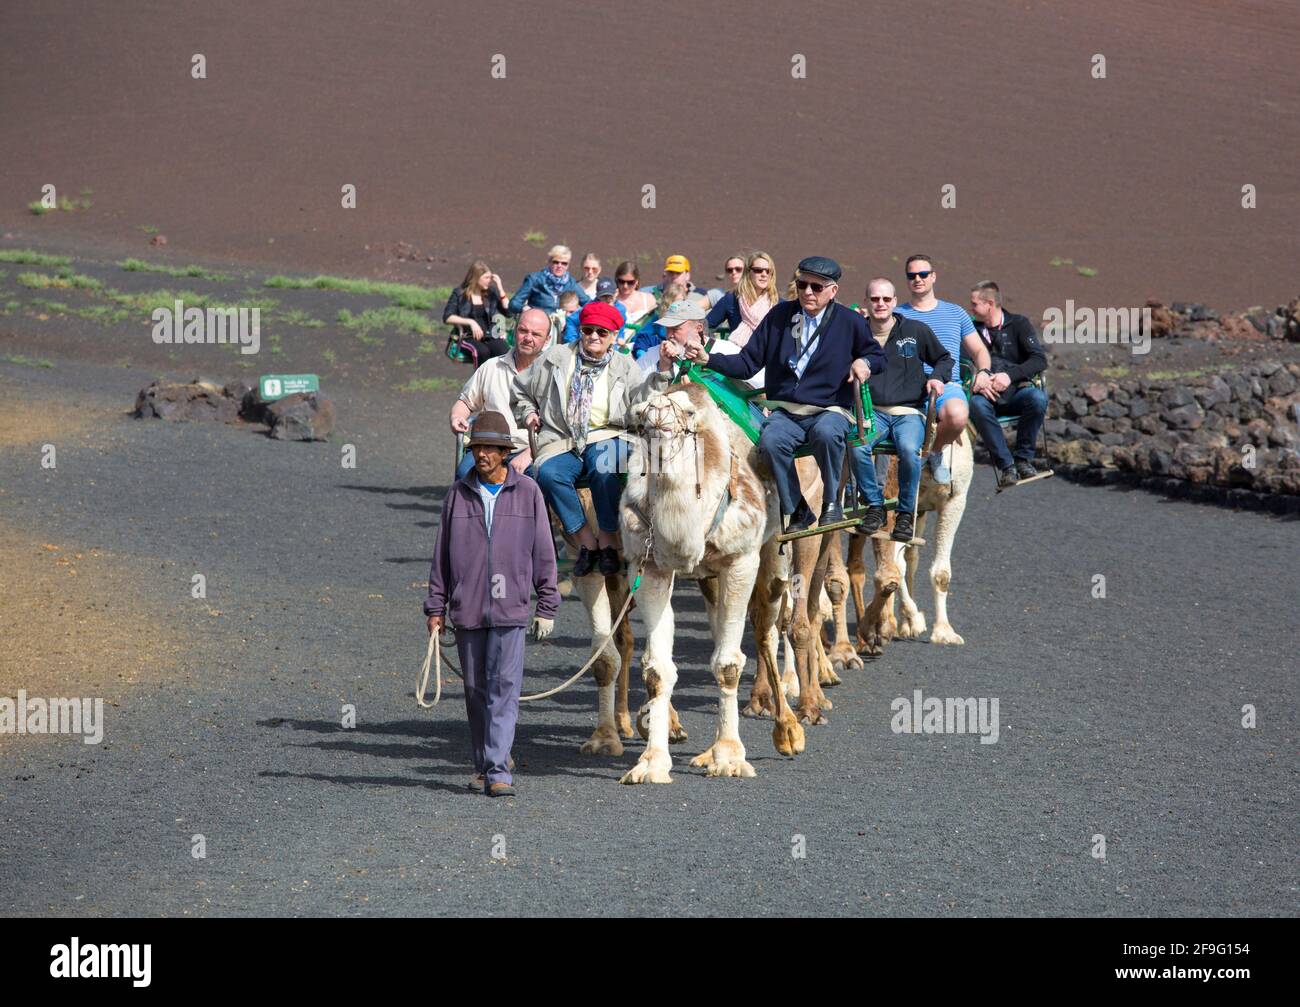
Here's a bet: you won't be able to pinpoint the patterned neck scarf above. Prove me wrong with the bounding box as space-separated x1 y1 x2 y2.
566 345 613 453
542 269 570 301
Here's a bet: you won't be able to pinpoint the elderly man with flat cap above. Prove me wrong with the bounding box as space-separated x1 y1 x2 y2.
685 256 885 532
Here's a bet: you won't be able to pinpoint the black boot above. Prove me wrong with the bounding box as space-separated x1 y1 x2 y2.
996 466 1019 489
891 511 915 543
572 546 597 577
1014 459 1038 480
859 505 887 535
785 500 816 534
819 502 845 526
598 546 621 576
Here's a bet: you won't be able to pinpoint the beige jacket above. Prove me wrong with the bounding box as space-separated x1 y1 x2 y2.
511 343 657 468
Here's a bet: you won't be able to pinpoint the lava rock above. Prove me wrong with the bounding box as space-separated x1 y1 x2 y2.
266 392 336 441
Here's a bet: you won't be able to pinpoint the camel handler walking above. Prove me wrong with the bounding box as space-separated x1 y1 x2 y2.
424 410 560 798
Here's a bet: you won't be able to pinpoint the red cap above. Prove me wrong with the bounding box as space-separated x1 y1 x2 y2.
578 301 623 332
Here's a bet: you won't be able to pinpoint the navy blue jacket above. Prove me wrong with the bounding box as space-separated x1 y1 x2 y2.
706 291 741 331
704 299 886 412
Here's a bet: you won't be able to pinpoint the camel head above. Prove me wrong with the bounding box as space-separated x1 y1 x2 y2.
629 381 728 482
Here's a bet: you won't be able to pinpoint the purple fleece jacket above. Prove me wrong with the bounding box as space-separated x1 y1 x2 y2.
424 467 559 628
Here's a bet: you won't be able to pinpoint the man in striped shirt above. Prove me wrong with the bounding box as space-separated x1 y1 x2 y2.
894 253 993 484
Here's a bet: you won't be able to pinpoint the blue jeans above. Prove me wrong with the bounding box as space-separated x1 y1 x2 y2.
758 408 854 515
851 411 925 513
969 385 1048 469
456 446 526 481
535 438 628 536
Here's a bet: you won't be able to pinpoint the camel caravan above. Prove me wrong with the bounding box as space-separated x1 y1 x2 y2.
430 250 1049 796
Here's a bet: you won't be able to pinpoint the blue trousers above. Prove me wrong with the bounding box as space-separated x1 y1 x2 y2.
535 438 628 536
759 408 854 515
851 411 925 513
457 625 526 785
969 385 1048 470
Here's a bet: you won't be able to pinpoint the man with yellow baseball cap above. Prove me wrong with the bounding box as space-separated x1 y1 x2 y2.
644 253 709 308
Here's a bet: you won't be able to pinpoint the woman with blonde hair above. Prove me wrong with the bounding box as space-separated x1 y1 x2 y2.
508 244 590 315
706 251 779 348
577 253 602 299
443 259 512 363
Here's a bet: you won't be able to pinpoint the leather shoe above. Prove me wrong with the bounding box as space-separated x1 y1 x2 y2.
891 512 915 543
859 505 887 535
1014 460 1038 479
784 501 816 534
572 546 597 577
598 546 621 576
819 502 844 525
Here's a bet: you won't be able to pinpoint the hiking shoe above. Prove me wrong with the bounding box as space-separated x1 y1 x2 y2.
926 451 951 485
891 512 915 543
598 546 621 576
466 774 486 793
819 502 845 526
1014 460 1039 480
488 782 516 798
996 466 1020 490
859 505 888 535
784 501 816 534
572 547 597 577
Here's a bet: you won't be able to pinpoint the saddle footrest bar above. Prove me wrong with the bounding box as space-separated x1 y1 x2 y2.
995 470 1055 493
869 531 927 546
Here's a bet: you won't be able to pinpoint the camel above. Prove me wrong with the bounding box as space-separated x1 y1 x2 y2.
550 491 688 758
617 380 805 783
848 430 974 654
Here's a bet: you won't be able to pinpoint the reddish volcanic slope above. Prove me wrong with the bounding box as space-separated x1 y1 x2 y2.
2 0 1297 319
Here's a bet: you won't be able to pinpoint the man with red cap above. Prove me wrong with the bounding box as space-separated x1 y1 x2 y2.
512 301 651 577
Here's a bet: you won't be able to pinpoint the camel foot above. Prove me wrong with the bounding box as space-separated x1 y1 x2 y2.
619 748 673 785
818 664 842 687
772 714 806 756
796 703 829 726
615 711 634 739
668 718 689 745
897 610 927 639
930 622 965 646
579 725 625 757
828 642 864 673
689 739 756 778
639 704 689 742
742 694 777 720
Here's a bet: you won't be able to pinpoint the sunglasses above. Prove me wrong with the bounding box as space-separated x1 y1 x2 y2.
795 279 829 293
726 266 744 273
906 270 933 280
750 266 772 275
550 259 570 266
616 278 636 286
868 295 894 302
580 325 614 337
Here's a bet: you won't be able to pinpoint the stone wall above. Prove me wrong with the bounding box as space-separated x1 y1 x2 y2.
1039 362 1300 513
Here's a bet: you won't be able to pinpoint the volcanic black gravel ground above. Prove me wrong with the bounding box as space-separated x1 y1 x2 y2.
0 347 1296 917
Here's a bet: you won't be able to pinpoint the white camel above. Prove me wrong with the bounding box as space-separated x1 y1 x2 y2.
849 431 975 652
617 381 803 784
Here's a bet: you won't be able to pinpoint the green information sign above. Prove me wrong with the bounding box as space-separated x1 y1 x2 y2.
259 374 320 401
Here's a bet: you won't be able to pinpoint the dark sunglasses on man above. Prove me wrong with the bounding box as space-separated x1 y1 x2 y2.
795 279 829 293
906 270 933 280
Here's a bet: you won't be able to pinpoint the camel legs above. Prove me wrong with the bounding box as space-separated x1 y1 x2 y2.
575 572 625 757
790 534 834 724
896 518 928 640
742 538 785 719
690 550 762 777
822 539 862 674
614 576 635 738
620 564 677 785
928 492 969 646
